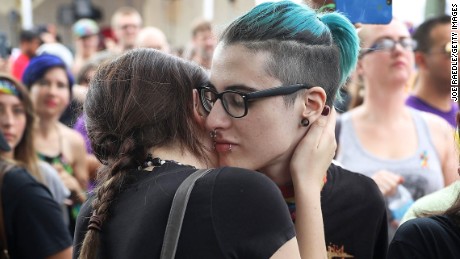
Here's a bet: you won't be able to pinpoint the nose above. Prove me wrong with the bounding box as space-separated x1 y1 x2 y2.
0 109 14 128
205 99 232 133
392 41 406 54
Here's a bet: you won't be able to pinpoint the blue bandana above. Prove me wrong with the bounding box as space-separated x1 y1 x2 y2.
22 54 74 90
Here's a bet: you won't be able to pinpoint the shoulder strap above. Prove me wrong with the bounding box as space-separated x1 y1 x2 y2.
0 164 15 259
160 169 213 259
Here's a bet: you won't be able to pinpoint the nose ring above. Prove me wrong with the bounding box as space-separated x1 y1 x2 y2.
210 129 217 139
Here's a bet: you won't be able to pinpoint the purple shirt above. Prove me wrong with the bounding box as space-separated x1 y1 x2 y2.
406 95 458 128
73 115 93 154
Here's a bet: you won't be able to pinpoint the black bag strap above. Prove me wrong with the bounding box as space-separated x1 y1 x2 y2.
0 164 14 259
160 169 212 259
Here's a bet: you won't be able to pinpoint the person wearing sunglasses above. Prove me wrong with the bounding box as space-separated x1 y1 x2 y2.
335 19 458 239
200 1 388 258
405 15 458 128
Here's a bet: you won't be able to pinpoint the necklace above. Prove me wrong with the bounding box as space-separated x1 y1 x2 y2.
138 153 197 171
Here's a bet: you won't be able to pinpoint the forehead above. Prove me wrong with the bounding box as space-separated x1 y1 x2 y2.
43 67 68 79
0 93 22 104
115 14 141 26
210 43 280 89
429 23 451 44
360 20 410 46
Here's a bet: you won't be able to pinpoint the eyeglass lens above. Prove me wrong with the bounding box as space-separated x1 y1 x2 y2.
200 89 247 118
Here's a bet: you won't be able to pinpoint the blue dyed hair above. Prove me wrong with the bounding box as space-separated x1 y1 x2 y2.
22 54 74 93
219 1 359 105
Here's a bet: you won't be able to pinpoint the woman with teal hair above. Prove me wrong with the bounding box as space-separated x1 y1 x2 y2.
201 1 388 258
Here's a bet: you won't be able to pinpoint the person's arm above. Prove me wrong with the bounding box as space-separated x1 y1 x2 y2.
270 238 301 259
87 154 102 182
440 125 459 185
70 130 89 190
46 247 72 259
425 114 459 186
290 109 337 259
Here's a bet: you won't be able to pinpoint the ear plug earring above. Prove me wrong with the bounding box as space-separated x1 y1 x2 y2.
300 118 310 127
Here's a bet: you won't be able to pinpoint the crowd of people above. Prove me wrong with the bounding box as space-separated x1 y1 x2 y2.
0 1 459 258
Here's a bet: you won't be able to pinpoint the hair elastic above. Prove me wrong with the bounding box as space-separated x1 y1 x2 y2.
88 213 102 231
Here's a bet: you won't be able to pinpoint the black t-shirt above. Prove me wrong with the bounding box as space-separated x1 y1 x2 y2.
3 167 72 259
321 164 388 259
388 215 460 259
73 164 295 259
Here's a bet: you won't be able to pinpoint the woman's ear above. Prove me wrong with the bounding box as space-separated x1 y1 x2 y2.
192 89 206 127
300 86 327 122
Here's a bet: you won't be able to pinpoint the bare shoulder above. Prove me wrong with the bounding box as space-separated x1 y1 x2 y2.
420 111 454 138
58 123 86 149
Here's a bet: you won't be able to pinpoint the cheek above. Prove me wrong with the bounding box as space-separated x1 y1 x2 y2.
16 116 27 137
30 86 43 102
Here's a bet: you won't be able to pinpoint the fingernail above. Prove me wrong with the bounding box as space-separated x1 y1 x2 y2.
321 105 330 116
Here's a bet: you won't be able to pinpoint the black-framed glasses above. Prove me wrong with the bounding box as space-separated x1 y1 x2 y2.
198 83 312 118
360 37 417 57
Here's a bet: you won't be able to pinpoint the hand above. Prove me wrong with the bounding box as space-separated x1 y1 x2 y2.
372 170 404 197
57 169 87 203
290 107 337 190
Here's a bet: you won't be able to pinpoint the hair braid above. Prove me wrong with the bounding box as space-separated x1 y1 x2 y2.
78 137 146 258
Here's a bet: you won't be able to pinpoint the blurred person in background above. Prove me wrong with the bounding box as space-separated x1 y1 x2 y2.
135 26 170 53
0 73 70 221
71 19 101 76
0 129 72 259
110 6 142 54
187 19 216 70
388 103 460 259
22 54 88 235
335 20 458 238
406 15 458 128
10 29 41 81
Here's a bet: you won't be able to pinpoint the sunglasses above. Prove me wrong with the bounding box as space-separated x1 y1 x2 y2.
427 41 452 57
360 37 417 57
197 83 312 118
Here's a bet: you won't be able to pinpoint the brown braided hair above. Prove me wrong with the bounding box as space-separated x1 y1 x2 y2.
78 49 210 258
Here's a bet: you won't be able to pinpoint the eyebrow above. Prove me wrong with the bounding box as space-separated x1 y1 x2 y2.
372 35 410 43
206 81 261 93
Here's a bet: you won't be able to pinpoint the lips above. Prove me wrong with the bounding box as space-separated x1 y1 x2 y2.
2 133 15 144
392 60 407 68
213 138 236 153
45 99 58 108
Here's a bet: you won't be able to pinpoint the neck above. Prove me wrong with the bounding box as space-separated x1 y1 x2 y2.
149 145 207 169
1 150 14 159
362 80 408 120
258 158 293 187
37 118 59 138
413 74 452 111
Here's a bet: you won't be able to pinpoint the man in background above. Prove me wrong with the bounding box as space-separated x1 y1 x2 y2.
406 15 458 127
